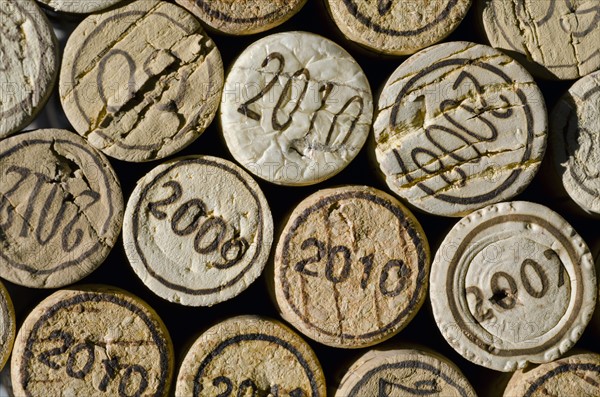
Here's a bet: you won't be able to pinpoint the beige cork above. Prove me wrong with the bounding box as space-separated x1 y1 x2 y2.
59 0 224 162
123 155 273 307
480 0 600 80
504 351 600 397
325 0 472 55
11 285 174 397
175 315 326 397
0 0 58 139
0 129 123 288
430 201 597 372
175 0 308 36
0 281 15 373
36 0 123 14
374 41 547 217
335 348 476 397
273 185 430 348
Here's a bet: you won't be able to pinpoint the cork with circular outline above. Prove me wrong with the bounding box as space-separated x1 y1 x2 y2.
0 280 15 373
325 0 472 55
36 0 124 14
221 31 373 186
175 0 308 36
335 348 477 397
503 351 600 397
273 185 430 348
550 70 600 216
480 0 600 80
123 155 273 307
11 285 174 397
59 0 224 162
374 41 547 217
0 129 124 288
0 0 58 139
430 201 597 372
175 315 326 397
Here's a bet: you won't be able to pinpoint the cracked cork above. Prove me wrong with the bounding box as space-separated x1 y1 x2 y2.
59 0 224 162
325 0 472 55
273 186 430 348
11 285 174 397
221 31 373 186
374 41 548 217
123 155 273 307
0 280 15 373
36 0 124 14
0 129 124 288
0 0 58 139
481 0 600 80
176 0 308 36
175 315 326 397
335 348 477 397
430 201 597 372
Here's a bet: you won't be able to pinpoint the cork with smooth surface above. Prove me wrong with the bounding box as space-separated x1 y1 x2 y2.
175 315 326 397
123 155 273 307
36 0 124 14
59 0 224 162
0 129 124 288
0 281 15 373
274 185 430 348
374 41 547 217
430 201 597 372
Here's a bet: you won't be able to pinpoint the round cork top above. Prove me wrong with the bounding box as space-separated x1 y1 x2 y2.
325 0 472 55
504 352 600 397
481 0 600 80
274 185 430 348
374 41 547 217
220 31 373 186
123 155 273 307
335 348 477 397
36 0 124 14
0 280 15 373
175 0 308 36
0 129 123 288
0 0 58 139
175 315 326 397
430 201 597 372
11 285 174 397
59 0 224 162
550 70 600 215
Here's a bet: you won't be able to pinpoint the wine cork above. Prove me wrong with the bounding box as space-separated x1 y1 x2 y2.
175 315 326 396
335 348 477 397
0 129 123 288
373 41 547 217
0 281 15 373
0 0 58 139
480 0 600 80
504 351 600 397
59 0 224 162
549 70 600 216
430 201 597 372
11 286 174 397
221 31 373 186
175 0 308 36
273 185 430 348
325 0 472 55
123 155 273 307
36 0 123 14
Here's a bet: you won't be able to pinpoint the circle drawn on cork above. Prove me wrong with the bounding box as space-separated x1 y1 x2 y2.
220 31 373 186
175 316 326 397
59 0 224 162
274 186 430 348
0 129 124 289
325 0 472 55
36 0 124 14
374 42 547 217
550 70 600 215
0 280 15 372
430 201 597 372
335 349 476 397
0 0 58 138
481 0 600 80
11 287 173 397
123 156 273 307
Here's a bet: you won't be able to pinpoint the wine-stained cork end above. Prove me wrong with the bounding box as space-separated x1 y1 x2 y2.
0 281 15 373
